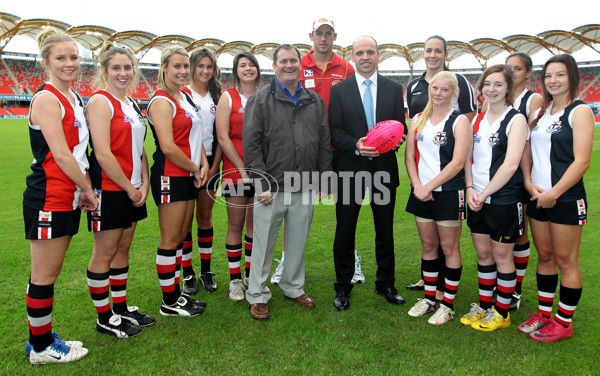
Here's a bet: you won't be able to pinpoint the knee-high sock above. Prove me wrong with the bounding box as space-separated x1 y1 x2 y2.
555 285 582 328
26 280 54 352
422 258 438 303
197 227 213 274
157 248 178 305
513 242 530 294
537 273 558 319
441 266 462 310
495 271 516 318
87 269 112 324
478 263 497 310
181 232 194 277
244 235 253 279
227 243 242 281
110 265 128 313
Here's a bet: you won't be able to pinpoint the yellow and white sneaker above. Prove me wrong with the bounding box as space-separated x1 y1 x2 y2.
471 307 511 332
460 303 486 326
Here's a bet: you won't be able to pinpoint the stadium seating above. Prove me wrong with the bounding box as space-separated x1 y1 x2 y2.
0 107 11 115
6 107 29 115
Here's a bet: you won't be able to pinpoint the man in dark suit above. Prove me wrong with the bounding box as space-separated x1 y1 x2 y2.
329 35 407 311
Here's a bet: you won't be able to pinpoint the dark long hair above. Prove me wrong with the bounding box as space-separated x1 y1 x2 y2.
232 52 260 88
189 48 222 103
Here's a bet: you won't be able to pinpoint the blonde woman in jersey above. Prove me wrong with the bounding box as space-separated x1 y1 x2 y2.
405 71 470 325
24 28 97 364
85 42 154 339
148 46 208 317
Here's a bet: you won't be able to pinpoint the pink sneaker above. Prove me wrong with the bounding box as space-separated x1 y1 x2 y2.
518 313 552 334
530 320 573 343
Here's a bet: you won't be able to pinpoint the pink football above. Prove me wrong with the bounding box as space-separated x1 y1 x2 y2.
363 120 405 154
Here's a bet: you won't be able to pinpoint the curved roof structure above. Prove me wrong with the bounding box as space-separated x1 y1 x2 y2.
1 12 599 69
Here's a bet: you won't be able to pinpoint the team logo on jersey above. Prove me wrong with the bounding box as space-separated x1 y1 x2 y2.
433 132 447 146
332 80 341 86
413 91 423 97
415 134 424 142
124 115 134 124
331 73 343 78
473 134 481 143
547 121 562 134
304 70 314 78
488 133 500 147
74 118 82 128
210 104 217 115
238 107 245 114
185 111 193 118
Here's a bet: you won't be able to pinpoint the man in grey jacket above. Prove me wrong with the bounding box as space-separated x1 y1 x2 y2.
243 44 332 320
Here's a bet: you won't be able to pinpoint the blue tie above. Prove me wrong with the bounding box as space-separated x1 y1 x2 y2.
363 79 375 130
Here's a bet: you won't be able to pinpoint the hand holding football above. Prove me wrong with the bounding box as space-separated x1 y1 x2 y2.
363 120 405 154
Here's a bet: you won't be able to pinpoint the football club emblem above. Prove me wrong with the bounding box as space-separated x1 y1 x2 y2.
547 121 562 134
489 133 500 147
433 131 447 146
304 70 314 78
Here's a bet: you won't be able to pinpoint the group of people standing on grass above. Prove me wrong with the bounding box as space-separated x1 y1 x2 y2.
22 19 592 365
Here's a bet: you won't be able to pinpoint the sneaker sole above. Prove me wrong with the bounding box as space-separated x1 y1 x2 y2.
29 349 88 364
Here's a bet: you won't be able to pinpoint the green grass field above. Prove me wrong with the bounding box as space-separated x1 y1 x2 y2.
0 118 599 375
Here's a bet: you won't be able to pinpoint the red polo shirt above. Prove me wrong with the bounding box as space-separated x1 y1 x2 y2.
300 51 355 111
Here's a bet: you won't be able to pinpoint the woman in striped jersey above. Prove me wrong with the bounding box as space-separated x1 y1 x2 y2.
461 64 528 332
518 54 594 342
23 28 97 364
148 46 208 317
85 42 154 339
405 71 470 325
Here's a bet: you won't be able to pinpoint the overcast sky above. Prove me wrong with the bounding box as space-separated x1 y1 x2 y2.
2 1 599 69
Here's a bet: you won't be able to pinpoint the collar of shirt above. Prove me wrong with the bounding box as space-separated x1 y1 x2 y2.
277 79 303 104
355 71 378 109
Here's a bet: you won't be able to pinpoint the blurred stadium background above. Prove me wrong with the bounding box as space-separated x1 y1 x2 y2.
1 11 599 122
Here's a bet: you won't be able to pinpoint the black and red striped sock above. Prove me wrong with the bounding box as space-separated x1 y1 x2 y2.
87 269 113 324
227 243 242 281
422 258 438 303
478 263 496 310
495 271 516 318
26 280 54 352
513 242 530 294
182 232 194 277
197 227 213 274
109 265 128 314
157 248 178 305
441 266 462 310
244 235 253 279
554 285 582 328
537 273 558 319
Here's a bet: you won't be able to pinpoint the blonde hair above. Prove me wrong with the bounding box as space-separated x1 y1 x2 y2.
411 71 459 135
94 42 140 95
36 28 79 77
157 45 189 100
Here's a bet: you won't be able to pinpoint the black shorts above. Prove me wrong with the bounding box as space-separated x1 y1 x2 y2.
467 202 524 243
151 174 197 205
87 190 148 232
199 154 221 191
527 197 587 226
405 189 466 221
24 205 81 240
221 182 255 198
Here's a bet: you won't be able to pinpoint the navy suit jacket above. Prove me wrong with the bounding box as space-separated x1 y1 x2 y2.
329 73 406 188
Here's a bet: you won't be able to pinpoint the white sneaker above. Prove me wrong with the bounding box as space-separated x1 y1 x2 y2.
29 340 88 365
428 305 455 325
350 256 365 284
270 259 284 285
229 279 245 301
408 298 436 317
